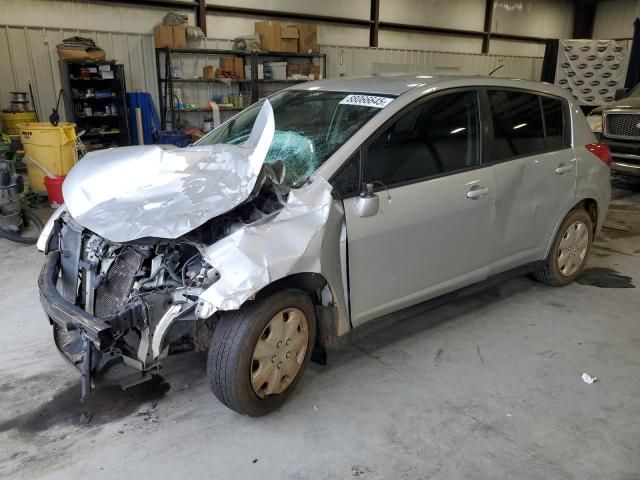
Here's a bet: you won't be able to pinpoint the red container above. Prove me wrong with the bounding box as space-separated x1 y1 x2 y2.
44 175 66 207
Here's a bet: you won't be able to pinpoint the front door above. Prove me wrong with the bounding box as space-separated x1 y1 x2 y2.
343 90 496 327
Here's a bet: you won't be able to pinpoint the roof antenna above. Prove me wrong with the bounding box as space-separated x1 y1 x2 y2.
489 65 504 76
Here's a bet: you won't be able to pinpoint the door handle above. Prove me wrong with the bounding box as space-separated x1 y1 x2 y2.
466 185 490 200
555 163 575 175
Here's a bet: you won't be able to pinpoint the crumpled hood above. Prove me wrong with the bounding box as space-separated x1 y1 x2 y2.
63 101 275 243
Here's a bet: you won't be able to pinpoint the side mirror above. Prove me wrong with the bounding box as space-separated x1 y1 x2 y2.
614 88 629 101
355 183 380 218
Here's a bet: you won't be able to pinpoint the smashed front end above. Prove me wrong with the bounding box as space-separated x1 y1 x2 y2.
38 183 285 400
36 100 340 401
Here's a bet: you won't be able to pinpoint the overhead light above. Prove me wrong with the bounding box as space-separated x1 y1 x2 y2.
513 123 527 129
450 127 466 134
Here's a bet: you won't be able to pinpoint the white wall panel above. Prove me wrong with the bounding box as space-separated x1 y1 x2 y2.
492 0 574 38
0 0 194 33
378 30 482 53
593 0 639 40
380 0 485 31
320 45 542 80
488 39 545 57
206 0 370 19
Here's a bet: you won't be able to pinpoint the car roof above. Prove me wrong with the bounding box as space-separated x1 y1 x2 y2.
289 74 572 100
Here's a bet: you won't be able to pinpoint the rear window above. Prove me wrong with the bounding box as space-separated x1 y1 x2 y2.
488 90 570 161
541 97 567 150
488 90 545 161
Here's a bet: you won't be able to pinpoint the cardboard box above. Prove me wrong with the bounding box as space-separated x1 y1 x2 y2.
154 25 173 48
255 21 281 52
220 57 235 74
296 24 318 53
203 65 215 80
172 26 187 48
57 46 106 61
234 57 244 79
281 26 299 53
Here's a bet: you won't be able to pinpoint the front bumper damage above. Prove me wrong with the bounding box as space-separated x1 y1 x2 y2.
39 251 148 401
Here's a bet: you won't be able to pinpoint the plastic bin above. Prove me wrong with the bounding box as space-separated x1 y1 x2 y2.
0 111 37 136
19 123 77 194
44 175 66 208
158 130 190 147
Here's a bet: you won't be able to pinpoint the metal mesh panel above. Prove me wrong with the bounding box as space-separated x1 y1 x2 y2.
94 250 143 317
606 113 640 138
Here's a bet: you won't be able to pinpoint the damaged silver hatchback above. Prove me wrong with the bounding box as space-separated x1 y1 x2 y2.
38 75 611 416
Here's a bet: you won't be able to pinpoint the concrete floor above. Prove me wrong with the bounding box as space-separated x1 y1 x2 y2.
1 183 639 480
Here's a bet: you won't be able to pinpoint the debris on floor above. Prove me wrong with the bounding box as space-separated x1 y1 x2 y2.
582 373 598 384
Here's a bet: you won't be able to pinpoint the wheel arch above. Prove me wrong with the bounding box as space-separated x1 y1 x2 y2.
243 272 345 349
544 197 599 258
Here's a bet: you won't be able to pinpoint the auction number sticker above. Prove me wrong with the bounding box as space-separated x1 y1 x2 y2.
339 95 393 108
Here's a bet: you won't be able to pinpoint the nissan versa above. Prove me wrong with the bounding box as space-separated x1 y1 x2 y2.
37 75 611 416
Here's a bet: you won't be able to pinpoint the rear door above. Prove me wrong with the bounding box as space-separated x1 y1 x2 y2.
485 89 576 273
340 90 496 327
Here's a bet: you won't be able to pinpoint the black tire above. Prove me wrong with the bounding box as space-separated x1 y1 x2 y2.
207 289 317 416
533 208 593 286
0 208 44 245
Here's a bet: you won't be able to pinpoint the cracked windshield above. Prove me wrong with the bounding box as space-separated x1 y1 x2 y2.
197 90 394 186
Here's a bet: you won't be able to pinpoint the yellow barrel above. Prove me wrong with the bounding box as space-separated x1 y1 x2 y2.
19 122 78 193
0 111 37 135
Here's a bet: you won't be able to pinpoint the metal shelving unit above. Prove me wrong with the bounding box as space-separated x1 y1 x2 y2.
250 51 327 103
155 47 327 130
60 60 130 149
156 47 253 130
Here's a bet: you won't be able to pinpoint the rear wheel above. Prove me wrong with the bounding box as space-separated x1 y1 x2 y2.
534 208 593 286
207 289 316 416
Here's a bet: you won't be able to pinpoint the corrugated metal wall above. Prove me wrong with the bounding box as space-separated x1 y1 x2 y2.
0 25 543 124
0 25 159 121
321 45 544 80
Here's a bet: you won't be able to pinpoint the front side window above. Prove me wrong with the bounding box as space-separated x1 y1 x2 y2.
364 91 480 186
488 90 545 161
197 90 392 186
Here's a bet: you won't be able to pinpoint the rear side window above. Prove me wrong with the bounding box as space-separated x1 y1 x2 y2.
364 91 480 185
541 97 567 150
488 90 545 161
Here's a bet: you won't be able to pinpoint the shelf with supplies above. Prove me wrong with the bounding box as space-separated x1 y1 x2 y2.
59 60 130 150
155 47 326 130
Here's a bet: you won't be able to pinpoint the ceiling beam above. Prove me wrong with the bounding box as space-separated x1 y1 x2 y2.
204 4 371 27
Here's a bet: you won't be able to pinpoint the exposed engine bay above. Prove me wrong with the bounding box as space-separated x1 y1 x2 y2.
45 177 286 398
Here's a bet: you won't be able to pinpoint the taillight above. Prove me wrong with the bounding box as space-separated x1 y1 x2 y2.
586 143 612 167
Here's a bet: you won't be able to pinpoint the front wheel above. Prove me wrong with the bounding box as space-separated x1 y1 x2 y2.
534 208 593 286
207 289 317 416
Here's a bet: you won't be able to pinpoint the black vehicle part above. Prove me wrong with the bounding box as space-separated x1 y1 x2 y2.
40 252 149 350
94 248 145 316
0 208 44 245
